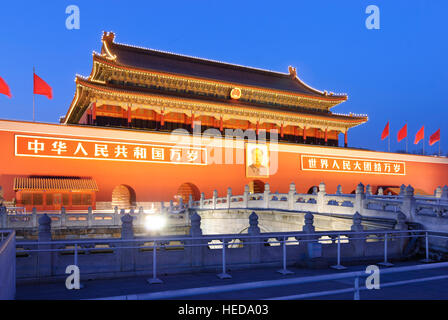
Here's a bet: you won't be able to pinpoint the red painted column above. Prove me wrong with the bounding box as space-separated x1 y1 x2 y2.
191 113 195 129
220 116 223 132
344 130 348 147
280 123 284 138
92 102 97 125
303 126 307 142
127 106 132 126
256 121 259 135
160 110 165 126
325 128 328 144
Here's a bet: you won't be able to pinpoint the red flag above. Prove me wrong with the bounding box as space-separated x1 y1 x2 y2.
397 124 407 142
381 121 389 140
0 76 12 98
429 129 440 146
33 73 52 99
414 126 424 144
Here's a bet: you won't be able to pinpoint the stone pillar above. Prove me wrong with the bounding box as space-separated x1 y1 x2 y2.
395 211 408 252
302 212 315 234
401 185 416 220
336 185 343 195
395 212 408 231
169 200 174 213
354 183 365 213
60 207 66 227
243 185 249 208
366 185 372 196
435 186 442 198
442 186 448 200
87 206 93 228
399 184 406 196
0 205 6 228
248 212 261 263
38 214 52 277
350 212 365 256
31 207 37 228
263 183 270 209
138 206 144 214
312 187 318 195
188 194 193 209
226 188 232 209
189 210 203 267
317 182 326 213
178 197 183 210
114 206 118 215
378 187 384 196
288 182 296 210
212 190 218 209
200 192 205 209
120 214 135 272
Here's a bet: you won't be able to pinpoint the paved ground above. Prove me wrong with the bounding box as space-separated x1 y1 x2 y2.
16 261 448 300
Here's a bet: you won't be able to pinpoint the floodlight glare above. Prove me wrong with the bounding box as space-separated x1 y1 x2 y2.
144 215 167 231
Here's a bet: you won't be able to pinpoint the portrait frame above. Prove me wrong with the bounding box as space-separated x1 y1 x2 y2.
246 143 269 178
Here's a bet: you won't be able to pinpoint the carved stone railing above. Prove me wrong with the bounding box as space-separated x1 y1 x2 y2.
15 209 414 281
192 183 448 227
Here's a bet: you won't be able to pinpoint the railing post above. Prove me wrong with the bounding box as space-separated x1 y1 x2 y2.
288 183 296 210
120 214 136 273
38 214 52 277
212 190 218 210
331 234 346 270
355 183 365 214
74 243 78 266
189 209 203 267
87 206 93 228
148 240 163 284
243 185 249 208
200 192 204 209
317 182 326 213
248 212 261 264
264 183 270 209
31 207 37 228
379 232 393 267
277 235 294 275
217 238 232 279
60 207 66 227
227 187 232 209
354 276 360 300
420 231 433 263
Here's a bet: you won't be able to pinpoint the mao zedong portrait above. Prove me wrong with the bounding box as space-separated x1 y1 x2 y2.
247 147 269 177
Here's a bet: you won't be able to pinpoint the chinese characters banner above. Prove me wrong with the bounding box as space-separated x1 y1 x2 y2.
301 155 406 175
15 135 207 165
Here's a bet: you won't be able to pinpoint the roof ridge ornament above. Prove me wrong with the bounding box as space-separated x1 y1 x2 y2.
288 66 297 78
101 31 117 61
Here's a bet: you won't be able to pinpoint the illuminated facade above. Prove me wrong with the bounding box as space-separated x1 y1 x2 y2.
0 32 447 211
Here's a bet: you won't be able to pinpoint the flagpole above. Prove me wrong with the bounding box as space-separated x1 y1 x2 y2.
33 66 35 122
388 133 390 152
405 136 407 153
423 135 425 155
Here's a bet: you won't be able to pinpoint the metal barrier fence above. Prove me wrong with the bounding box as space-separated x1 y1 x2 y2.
16 228 435 283
96 261 448 300
0 230 16 300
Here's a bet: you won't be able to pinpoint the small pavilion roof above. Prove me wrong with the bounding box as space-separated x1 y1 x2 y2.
14 177 99 192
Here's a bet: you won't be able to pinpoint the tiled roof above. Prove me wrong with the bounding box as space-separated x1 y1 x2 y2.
14 177 98 192
101 33 346 99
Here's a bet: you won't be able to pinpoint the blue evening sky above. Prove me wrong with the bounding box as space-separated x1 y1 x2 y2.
0 0 446 154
